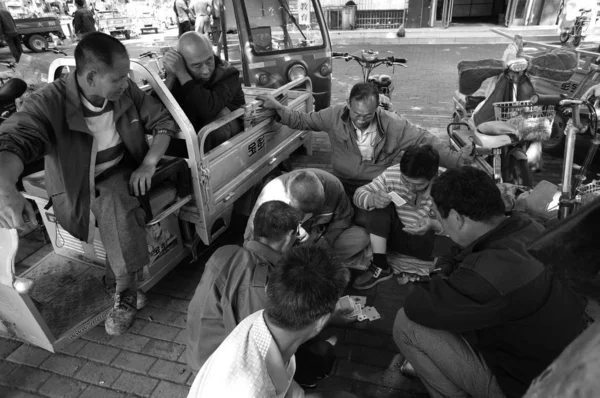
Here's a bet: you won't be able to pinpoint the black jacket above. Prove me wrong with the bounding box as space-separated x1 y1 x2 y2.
405 213 585 398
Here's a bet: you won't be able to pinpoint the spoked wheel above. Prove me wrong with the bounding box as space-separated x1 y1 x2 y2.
560 31 570 43
504 156 533 187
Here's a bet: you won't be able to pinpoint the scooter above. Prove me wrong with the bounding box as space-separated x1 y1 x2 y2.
448 38 576 187
332 50 406 111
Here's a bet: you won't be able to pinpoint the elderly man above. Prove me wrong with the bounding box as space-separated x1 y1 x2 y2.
393 167 586 398
0 32 177 336
259 82 472 198
163 31 245 152
244 168 369 268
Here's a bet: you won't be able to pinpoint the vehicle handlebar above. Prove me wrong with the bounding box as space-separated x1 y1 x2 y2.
332 52 348 57
389 57 407 63
530 94 564 106
139 51 159 59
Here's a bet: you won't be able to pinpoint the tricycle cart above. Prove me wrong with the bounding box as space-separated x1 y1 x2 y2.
0 58 313 352
14 17 66 52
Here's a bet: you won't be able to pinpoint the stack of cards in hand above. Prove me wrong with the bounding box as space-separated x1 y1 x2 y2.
336 295 381 322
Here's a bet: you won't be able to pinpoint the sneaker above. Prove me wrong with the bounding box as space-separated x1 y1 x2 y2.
352 262 394 290
102 276 147 310
105 289 138 336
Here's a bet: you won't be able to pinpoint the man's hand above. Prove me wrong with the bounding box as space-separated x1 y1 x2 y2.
0 184 36 229
162 50 190 83
256 94 284 111
403 217 442 236
457 142 476 167
368 191 392 209
129 162 157 196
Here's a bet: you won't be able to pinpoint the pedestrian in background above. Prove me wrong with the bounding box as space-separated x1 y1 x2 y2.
0 9 22 62
193 0 211 37
73 0 96 40
174 0 194 37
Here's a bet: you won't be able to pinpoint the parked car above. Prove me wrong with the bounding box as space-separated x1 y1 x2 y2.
97 10 132 40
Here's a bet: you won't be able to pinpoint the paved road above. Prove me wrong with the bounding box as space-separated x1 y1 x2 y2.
0 40 556 398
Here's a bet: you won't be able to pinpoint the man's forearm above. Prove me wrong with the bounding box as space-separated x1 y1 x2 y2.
142 134 171 166
0 151 24 187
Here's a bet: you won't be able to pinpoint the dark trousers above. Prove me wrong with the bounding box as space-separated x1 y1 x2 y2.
355 204 436 261
294 338 335 386
5 34 22 62
178 20 191 37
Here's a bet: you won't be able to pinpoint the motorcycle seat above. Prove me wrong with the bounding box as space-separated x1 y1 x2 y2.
454 90 486 111
368 74 393 88
580 8 592 12
0 78 27 104
473 121 517 149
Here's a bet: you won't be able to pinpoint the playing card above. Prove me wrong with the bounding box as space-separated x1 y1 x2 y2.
350 295 367 306
363 306 381 321
357 314 368 322
336 296 354 312
389 191 406 207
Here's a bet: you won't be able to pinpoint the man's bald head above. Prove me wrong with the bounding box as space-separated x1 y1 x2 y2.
286 171 326 214
177 32 215 81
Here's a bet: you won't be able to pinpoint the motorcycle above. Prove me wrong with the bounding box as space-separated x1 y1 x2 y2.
332 50 406 111
448 37 577 187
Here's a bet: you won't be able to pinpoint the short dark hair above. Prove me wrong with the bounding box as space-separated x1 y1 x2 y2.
74 32 128 76
254 200 302 241
431 167 505 222
266 245 349 331
75 0 85 7
349 82 379 105
287 171 325 214
400 145 439 180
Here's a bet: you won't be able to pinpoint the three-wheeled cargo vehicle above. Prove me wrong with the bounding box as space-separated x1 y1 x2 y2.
14 17 66 52
218 0 333 110
0 57 314 352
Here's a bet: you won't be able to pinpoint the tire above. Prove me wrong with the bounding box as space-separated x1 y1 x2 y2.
573 35 582 47
155 28 158 34
124 31 131 40
504 156 533 187
560 31 570 43
543 112 566 156
27 34 48 52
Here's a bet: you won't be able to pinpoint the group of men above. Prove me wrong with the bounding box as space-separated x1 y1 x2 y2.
0 30 588 398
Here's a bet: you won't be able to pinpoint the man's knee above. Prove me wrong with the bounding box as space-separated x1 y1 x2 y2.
332 226 370 257
393 308 416 348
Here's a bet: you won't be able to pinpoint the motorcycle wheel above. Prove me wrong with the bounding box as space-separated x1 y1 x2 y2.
543 112 566 156
560 31 570 43
574 35 582 46
504 156 533 187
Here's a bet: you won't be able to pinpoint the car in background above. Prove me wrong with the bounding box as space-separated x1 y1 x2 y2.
97 10 133 40
138 11 160 34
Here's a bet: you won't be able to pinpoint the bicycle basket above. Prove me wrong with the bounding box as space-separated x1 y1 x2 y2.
577 180 600 195
493 100 555 141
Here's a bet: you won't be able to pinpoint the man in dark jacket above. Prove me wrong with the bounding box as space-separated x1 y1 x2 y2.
0 9 22 62
163 31 245 152
393 167 586 398
0 33 177 336
73 0 96 38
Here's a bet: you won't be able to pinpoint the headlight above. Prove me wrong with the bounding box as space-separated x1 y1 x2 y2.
287 64 307 82
257 73 270 86
508 59 528 72
319 62 331 76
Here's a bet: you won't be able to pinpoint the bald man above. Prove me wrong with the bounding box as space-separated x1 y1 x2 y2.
0 32 177 336
163 31 245 152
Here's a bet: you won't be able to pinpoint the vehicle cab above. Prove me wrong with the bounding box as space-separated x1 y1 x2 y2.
219 0 332 110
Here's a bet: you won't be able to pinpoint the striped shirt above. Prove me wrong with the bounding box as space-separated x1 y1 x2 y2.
81 95 125 177
353 164 436 227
